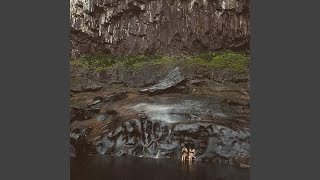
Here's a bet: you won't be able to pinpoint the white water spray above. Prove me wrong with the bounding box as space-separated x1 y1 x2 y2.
155 150 161 159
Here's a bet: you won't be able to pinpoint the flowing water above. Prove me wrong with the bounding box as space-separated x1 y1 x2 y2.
71 155 249 180
125 95 228 124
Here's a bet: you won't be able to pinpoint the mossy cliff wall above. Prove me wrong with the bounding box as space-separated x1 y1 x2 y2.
70 0 250 58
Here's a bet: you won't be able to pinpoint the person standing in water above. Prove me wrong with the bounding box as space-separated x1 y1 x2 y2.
181 145 188 162
188 146 196 163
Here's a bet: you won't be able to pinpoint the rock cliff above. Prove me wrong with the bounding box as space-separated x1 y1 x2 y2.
70 0 250 58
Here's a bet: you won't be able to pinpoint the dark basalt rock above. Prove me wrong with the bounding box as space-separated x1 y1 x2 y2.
105 91 128 102
91 118 250 165
70 127 95 156
140 67 186 95
70 83 103 93
86 91 129 108
70 91 250 165
70 0 250 57
87 97 104 107
187 79 208 87
70 106 101 122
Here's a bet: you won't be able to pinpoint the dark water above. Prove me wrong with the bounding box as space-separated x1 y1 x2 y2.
71 155 249 180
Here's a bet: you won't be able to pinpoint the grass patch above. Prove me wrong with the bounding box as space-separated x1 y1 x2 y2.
152 56 180 65
70 50 249 72
70 53 118 71
187 50 249 72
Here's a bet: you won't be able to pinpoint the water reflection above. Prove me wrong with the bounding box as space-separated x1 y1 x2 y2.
71 155 249 180
188 161 196 173
180 161 196 173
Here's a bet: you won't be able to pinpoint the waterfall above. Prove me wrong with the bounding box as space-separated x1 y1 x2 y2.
155 150 161 158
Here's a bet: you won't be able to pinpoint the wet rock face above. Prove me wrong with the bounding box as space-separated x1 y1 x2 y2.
70 0 250 57
70 91 250 164
95 118 250 165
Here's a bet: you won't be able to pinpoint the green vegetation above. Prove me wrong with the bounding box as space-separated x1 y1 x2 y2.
70 53 118 71
70 50 249 72
187 50 250 72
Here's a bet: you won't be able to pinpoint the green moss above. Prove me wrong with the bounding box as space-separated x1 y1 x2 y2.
187 50 249 72
152 56 180 65
70 50 249 73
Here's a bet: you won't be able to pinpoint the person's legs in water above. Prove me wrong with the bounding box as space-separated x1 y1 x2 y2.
181 146 187 162
188 147 195 163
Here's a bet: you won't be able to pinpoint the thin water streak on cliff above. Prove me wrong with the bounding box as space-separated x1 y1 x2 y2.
70 0 250 58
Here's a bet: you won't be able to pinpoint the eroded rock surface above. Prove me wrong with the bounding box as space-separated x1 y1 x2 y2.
70 0 250 57
70 90 250 166
140 67 186 94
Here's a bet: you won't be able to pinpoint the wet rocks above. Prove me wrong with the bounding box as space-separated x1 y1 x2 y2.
83 115 250 165
85 91 129 109
70 106 101 122
140 67 186 95
70 84 250 164
70 127 95 156
70 91 128 122
70 94 250 165
96 114 107 121
105 91 128 102
69 97 250 165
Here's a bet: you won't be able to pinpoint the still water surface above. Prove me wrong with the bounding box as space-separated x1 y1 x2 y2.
71 155 249 180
